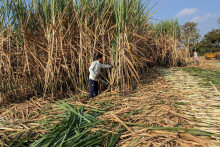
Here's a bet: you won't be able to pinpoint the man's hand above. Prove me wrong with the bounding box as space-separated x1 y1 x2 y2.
94 75 98 79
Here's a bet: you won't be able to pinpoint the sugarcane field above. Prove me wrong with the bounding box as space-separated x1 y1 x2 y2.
0 0 220 146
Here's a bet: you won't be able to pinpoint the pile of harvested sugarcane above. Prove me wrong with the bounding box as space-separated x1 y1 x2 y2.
1 69 219 146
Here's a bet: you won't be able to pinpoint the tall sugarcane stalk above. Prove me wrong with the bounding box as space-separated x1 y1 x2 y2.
0 0 186 102
152 19 185 66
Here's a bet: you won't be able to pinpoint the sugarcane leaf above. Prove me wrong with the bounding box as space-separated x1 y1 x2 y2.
8 132 25 147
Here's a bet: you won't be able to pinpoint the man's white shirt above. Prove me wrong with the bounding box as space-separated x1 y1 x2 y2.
194 52 198 60
89 61 111 81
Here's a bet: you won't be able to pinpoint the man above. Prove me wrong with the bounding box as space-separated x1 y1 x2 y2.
89 54 112 98
193 50 198 66
149 53 154 68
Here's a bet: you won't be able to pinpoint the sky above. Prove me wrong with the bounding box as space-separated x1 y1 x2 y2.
147 0 220 38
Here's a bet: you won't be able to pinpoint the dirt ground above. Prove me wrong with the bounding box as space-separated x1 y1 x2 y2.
196 56 220 71
0 58 220 146
163 68 220 133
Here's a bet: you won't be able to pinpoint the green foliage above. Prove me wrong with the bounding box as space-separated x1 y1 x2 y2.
182 22 201 55
197 29 220 55
181 67 220 87
153 19 182 39
7 132 27 147
218 17 220 25
31 102 122 147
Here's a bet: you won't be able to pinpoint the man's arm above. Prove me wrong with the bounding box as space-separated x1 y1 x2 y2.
100 64 111 68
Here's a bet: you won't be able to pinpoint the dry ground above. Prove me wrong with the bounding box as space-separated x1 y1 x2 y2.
197 56 220 71
0 58 220 147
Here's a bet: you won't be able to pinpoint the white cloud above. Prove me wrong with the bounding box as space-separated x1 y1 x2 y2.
191 16 201 22
176 8 198 17
191 13 216 22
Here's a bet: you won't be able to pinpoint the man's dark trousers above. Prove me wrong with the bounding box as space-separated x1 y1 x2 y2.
89 79 98 98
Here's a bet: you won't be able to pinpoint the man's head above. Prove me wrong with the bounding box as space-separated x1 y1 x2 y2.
96 54 103 63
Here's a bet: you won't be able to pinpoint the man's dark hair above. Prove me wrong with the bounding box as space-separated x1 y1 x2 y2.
96 54 103 60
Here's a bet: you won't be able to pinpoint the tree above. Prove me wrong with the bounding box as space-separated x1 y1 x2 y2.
218 17 220 26
182 22 201 61
197 29 220 55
